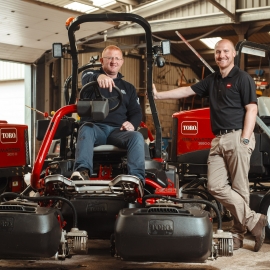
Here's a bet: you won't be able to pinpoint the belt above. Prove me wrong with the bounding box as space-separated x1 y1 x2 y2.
215 129 240 136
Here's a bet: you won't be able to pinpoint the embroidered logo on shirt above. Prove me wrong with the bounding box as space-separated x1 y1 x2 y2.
226 83 232 88
121 89 126 94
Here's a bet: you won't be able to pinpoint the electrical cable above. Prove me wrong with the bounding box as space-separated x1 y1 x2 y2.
0 192 78 228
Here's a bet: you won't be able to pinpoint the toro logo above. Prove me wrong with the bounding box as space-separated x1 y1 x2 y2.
0 128 17 144
181 121 198 135
148 219 173 235
87 202 107 213
0 217 14 232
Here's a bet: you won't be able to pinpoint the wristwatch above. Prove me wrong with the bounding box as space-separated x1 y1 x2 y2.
242 138 249 145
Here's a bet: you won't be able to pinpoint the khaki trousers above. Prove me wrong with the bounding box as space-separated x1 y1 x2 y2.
207 129 260 240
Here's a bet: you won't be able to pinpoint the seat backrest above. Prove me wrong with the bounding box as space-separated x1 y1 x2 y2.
36 119 75 141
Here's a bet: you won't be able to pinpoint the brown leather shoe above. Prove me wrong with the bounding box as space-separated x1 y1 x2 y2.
233 237 243 250
250 214 268 252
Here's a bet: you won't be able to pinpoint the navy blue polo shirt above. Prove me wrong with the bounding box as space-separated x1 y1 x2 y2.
191 65 257 134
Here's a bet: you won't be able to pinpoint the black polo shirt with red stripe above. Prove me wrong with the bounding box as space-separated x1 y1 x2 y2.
191 65 257 134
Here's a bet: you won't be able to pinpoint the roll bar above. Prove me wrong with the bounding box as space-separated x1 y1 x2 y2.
67 13 162 158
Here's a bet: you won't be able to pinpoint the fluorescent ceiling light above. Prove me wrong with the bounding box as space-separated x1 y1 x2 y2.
64 1 116 13
200 37 222 49
97 0 117 6
64 2 96 12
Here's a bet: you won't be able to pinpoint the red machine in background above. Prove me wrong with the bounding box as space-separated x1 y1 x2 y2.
168 107 214 186
173 108 213 155
0 121 31 194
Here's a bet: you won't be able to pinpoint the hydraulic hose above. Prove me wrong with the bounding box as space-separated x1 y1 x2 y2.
185 179 205 189
0 192 78 228
142 194 223 230
182 187 223 212
181 189 209 200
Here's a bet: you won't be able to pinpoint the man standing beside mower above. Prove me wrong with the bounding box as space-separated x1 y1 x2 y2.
152 39 268 252
71 45 145 185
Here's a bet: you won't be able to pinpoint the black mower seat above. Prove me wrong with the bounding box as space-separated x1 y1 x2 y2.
93 145 126 152
92 145 127 164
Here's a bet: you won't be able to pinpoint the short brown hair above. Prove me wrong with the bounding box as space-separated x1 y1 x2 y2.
102 45 123 57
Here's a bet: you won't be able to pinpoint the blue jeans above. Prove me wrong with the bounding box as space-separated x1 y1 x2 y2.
74 123 145 184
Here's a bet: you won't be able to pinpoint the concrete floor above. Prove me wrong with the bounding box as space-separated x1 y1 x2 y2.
1 231 270 270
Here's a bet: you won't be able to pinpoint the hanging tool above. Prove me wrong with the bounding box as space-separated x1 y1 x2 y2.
25 105 53 119
175 31 215 73
175 66 188 85
175 31 214 110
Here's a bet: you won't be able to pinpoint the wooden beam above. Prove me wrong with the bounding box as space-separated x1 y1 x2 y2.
206 0 236 21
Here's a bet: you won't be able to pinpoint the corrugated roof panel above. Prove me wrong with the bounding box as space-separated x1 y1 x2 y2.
238 0 270 9
148 0 234 21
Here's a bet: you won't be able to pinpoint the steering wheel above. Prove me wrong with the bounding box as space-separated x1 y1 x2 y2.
79 81 123 112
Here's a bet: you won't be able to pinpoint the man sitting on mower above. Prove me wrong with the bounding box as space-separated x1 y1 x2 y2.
70 45 145 185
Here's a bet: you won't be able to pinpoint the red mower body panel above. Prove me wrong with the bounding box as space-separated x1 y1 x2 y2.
0 122 30 168
172 108 214 156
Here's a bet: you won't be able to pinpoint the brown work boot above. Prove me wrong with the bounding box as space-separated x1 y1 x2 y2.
250 214 268 252
233 237 243 250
